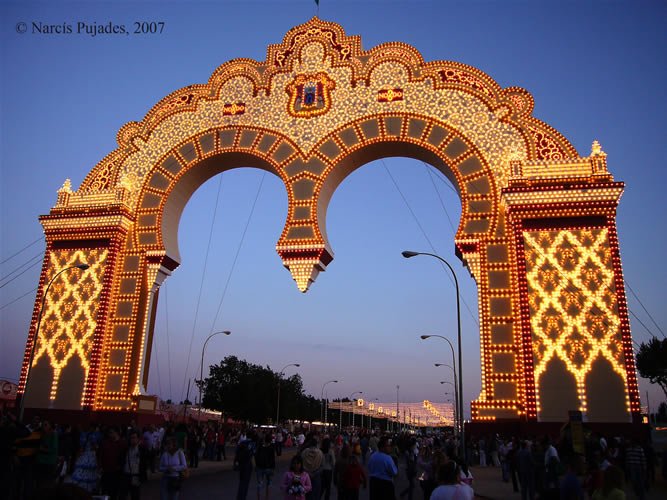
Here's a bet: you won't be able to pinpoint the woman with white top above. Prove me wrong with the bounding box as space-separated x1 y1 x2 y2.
430 461 474 500
159 437 187 500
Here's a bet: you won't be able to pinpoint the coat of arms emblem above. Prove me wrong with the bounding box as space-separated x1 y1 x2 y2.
286 72 335 118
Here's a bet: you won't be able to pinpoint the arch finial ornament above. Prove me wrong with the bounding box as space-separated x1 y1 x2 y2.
20 18 640 424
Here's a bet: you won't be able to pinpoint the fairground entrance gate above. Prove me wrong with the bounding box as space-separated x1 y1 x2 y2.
19 18 640 423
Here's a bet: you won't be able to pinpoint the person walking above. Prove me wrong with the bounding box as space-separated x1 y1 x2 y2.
301 437 324 500
367 436 397 500
34 420 59 491
341 454 366 500
399 439 418 500
255 433 276 500
333 444 351 500
478 437 487 467
517 440 536 500
591 464 626 500
120 430 148 500
234 438 254 500
159 437 187 500
71 424 102 494
217 428 227 461
624 437 646 500
320 438 336 500
98 427 127 500
429 461 474 500
275 430 284 457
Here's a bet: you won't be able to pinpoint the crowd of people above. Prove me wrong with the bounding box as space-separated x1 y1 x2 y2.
231 427 475 500
0 410 239 500
467 431 662 500
2 406 666 500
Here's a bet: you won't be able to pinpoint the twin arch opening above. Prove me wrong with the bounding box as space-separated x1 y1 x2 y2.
138 117 499 291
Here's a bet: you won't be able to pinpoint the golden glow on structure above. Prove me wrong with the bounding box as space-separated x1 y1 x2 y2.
524 228 629 414
31 249 107 404
19 18 640 422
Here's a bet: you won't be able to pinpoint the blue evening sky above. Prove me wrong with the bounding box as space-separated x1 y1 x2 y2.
1 1 666 418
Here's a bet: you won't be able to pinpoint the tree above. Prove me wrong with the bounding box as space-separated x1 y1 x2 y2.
197 355 315 425
636 337 667 399
658 402 667 423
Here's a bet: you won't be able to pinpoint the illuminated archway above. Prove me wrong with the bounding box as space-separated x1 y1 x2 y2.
19 18 639 422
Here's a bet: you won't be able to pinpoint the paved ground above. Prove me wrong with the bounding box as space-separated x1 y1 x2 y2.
137 448 667 500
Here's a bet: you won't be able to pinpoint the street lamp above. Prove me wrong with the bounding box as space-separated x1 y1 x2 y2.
403 249 464 462
276 363 300 427
19 263 89 422
435 362 459 435
349 391 363 429
321 380 338 425
369 397 379 431
441 381 458 432
198 330 231 421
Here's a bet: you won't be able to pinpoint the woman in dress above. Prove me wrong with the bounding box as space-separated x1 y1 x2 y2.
70 423 102 493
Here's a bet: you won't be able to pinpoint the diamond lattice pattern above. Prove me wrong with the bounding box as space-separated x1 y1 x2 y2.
33 248 107 401
523 228 627 412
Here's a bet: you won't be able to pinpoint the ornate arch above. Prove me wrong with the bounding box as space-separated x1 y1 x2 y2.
20 18 639 423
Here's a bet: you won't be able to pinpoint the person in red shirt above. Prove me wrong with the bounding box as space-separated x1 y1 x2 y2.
342 454 366 500
216 428 226 461
98 427 127 500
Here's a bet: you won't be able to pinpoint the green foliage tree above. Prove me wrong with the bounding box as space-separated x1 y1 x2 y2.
658 402 667 422
636 337 667 399
197 355 316 424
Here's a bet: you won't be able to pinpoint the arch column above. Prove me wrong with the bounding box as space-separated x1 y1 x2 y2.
19 186 133 411
502 150 640 422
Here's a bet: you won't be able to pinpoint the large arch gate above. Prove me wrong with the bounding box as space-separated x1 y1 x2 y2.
19 19 640 423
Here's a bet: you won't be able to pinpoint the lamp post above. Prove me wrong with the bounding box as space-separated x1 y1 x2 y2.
441 381 458 433
321 379 338 425
276 363 300 427
435 362 459 435
403 249 465 462
198 330 231 421
349 391 362 429
369 398 379 431
19 263 89 422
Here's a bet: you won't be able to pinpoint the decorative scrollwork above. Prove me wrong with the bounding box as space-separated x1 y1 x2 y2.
529 126 566 161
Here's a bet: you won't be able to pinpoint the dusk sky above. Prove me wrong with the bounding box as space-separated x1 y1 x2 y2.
1 1 666 419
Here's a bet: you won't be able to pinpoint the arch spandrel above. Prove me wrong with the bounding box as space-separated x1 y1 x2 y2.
23 18 641 422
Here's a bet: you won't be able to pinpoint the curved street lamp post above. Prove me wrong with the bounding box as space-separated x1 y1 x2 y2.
369 397 379 431
198 330 231 421
349 391 363 429
276 363 300 427
19 263 89 422
435 362 459 434
321 380 338 425
441 381 458 432
403 250 465 462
